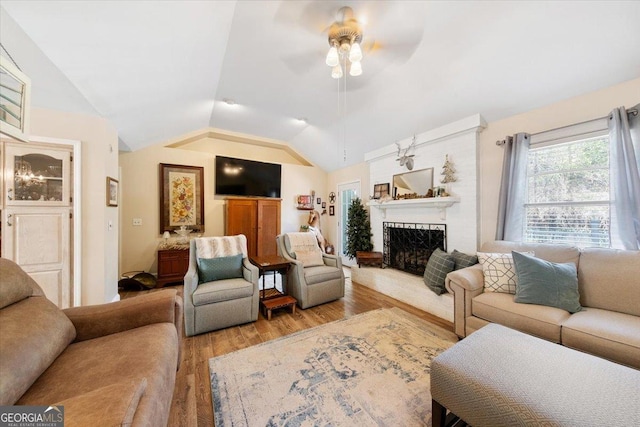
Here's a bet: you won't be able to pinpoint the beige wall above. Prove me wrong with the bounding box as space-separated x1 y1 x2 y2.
119 142 326 275
30 107 120 305
478 77 640 245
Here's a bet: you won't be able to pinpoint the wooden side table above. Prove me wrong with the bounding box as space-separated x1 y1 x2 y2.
250 255 296 319
356 251 384 268
157 246 190 287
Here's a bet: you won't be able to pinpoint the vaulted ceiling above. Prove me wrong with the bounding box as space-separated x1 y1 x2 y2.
2 1 639 171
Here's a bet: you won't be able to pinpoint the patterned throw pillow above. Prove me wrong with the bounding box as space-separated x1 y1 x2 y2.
197 254 243 284
477 252 533 294
294 250 324 267
423 248 455 295
451 249 478 270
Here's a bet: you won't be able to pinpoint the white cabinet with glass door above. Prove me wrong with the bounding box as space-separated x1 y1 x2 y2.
4 142 70 206
1 141 73 308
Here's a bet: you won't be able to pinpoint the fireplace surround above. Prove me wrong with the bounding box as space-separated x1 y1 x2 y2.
383 222 446 275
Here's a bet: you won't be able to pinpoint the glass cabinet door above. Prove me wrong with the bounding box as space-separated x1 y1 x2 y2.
4 143 70 206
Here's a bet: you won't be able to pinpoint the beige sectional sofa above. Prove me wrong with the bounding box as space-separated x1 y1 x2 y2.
0 258 183 426
445 241 640 369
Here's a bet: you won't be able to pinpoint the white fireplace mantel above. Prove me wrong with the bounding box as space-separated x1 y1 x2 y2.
367 196 460 220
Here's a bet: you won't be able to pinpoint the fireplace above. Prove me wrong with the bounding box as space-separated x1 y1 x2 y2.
383 222 446 275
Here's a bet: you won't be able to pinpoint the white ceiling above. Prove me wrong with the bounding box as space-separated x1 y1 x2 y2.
2 1 639 171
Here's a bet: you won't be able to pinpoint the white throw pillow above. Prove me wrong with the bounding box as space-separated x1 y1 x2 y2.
477 252 533 294
294 250 324 267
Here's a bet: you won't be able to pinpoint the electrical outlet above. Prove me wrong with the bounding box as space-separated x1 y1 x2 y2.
132 218 142 226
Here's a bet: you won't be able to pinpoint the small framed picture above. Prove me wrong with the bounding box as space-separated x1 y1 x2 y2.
329 205 335 216
317 197 321 205
106 177 119 207
322 202 326 208
373 183 390 199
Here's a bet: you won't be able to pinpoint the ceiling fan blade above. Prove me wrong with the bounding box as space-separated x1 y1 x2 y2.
274 1 338 35
280 50 323 75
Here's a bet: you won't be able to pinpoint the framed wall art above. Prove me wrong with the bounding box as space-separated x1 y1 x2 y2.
329 205 335 216
373 183 390 199
159 163 204 234
106 177 119 207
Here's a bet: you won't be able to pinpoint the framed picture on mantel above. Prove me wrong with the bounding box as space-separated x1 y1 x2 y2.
373 183 390 199
159 163 204 234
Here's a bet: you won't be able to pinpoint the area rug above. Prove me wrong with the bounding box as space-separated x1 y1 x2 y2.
209 307 457 426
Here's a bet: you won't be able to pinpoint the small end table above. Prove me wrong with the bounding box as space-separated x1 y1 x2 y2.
356 251 383 268
249 255 296 319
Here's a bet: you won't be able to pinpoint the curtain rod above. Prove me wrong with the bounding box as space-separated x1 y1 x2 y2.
496 108 638 146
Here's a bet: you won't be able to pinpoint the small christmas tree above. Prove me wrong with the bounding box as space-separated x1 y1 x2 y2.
346 197 373 259
440 154 457 184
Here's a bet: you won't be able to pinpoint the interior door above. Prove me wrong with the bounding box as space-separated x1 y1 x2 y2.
337 181 360 266
2 207 70 307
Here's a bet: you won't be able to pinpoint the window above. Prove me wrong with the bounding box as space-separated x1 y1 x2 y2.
524 135 611 248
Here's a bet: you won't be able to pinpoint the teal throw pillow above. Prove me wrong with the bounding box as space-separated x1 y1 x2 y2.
197 254 243 284
451 249 478 270
423 248 455 295
512 251 582 313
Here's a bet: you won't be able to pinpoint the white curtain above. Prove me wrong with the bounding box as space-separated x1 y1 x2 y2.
609 105 640 250
495 133 530 241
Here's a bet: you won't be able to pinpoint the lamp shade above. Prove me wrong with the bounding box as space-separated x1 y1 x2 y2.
349 42 363 62
349 61 362 76
325 47 339 67
163 231 171 239
331 64 343 79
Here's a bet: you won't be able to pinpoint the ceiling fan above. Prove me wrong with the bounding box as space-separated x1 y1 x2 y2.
275 2 425 80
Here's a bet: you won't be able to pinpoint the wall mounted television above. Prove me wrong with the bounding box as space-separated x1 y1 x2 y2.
215 156 281 198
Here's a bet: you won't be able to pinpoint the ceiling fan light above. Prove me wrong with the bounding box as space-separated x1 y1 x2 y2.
325 46 339 67
349 61 362 77
331 64 343 79
349 42 363 62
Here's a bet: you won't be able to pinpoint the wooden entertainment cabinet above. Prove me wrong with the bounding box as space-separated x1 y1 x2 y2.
226 198 281 258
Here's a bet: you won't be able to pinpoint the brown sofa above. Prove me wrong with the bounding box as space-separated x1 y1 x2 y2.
0 258 183 426
445 241 640 369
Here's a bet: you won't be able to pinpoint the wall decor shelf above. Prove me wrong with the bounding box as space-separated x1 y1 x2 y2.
296 194 314 210
367 196 460 220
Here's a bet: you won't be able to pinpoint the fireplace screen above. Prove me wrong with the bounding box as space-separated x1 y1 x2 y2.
383 222 446 276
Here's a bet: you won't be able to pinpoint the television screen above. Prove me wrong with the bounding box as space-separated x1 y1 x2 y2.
215 156 281 198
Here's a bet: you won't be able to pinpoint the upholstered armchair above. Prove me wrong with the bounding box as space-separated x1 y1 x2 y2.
276 232 345 309
183 235 259 337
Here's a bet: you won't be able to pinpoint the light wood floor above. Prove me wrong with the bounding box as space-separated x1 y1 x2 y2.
119 269 455 427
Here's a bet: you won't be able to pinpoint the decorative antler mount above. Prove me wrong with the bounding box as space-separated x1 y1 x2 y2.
395 136 416 170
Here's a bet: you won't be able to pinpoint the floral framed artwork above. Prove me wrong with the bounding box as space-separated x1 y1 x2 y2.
159 163 204 234
106 177 119 207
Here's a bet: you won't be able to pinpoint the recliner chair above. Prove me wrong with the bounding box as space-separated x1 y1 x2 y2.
276 232 344 309
183 235 259 336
